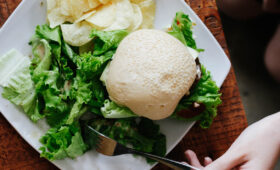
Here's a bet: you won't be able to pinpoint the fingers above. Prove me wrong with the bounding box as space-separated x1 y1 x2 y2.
184 150 203 168
184 149 245 170
184 150 214 169
204 155 231 170
204 157 212 166
204 151 246 170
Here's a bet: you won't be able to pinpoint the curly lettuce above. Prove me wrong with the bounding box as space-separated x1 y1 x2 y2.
77 51 114 79
90 29 129 55
40 122 87 160
101 99 137 118
173 65 222 128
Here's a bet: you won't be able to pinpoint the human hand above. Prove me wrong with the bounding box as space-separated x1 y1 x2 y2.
185 112 280 170
184 150 213 169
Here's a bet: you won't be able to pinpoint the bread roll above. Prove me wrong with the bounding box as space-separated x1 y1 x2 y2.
106 29 196 120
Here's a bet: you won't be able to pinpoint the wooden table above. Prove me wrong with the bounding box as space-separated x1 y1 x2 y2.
0 0 247 169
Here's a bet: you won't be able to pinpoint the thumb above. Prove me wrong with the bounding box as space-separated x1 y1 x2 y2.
204 150 246 170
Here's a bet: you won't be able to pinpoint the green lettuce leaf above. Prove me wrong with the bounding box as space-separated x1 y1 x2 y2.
59 53 75 80
70 75 93 103
173 65 222 128
3 86 43 121
101 99 137 118
40 122 87 160
63 47 109 120
0 49 44 122
31 49 69 127
65 73 106 124
66 102 88 125
168 12 203 52
29 25 72 127
65 75 92 125
90 29 129 55
77 51 113 79
43 89 70 127
33 24 61 44
138 118 166 158
29 39 52 77
61 41 79 64
58 40 80 80
30 24 62 59
88 78 106 108
30 25 75 82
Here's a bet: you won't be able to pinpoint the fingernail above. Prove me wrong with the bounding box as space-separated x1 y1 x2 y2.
204 157 211 161
185 149 192 154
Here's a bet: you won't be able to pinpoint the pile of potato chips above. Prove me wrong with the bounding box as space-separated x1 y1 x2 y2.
47 0 156 46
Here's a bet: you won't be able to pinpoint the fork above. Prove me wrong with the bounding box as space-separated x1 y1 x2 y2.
85 124 200 170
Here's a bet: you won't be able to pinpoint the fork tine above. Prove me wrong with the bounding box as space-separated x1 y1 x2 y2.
96 135 117 156
86 125 117 156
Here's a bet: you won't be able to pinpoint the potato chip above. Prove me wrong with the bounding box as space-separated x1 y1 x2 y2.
61 22 93 46
88 0 101 9
130 0 146 4
47 0 156 45
104 0 134 31
59 0 71 16
86 3 116 28
128 4 143 31
75 10 96 23
47 0 57 11
138 0 156 29
68 0 90 19
98 0 111 4
48 8 73 28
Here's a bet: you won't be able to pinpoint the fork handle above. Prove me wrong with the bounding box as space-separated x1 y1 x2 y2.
131 149 199 170
115 144 200 170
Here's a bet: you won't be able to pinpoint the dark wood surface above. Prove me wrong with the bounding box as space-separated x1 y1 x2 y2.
0 0 248 169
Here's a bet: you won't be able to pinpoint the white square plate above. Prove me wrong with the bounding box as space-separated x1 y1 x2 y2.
0 0 231 169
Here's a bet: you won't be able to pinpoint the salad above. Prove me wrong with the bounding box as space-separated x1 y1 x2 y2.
0 0 221 163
